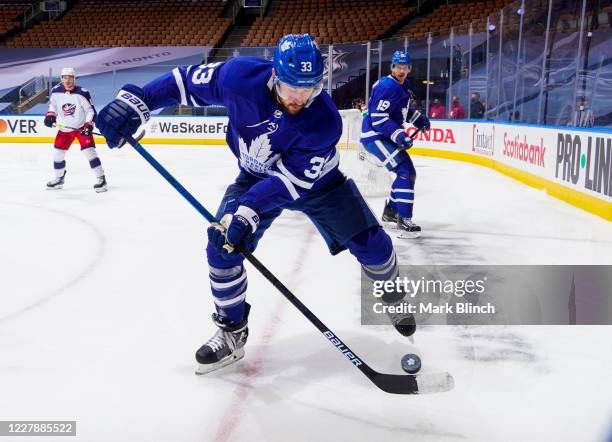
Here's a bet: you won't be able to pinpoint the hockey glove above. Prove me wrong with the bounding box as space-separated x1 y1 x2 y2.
396 132 414 150
95 84 150 148
207 206 260 258
80 122 93 137
410 111 430 132
44 112 56 128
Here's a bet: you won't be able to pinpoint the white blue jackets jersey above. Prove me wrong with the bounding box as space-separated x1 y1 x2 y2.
48 85 95 132
141 57 343 214
360 75 412 145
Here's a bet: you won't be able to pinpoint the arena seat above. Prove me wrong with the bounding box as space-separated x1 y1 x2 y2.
1 0 230 48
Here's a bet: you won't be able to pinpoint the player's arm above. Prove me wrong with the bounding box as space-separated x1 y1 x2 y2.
212 142 340 252
405 107 430 132
79 89 96 136
44 91 57 128
368 86 407 145
95 62 228 147
81 89 96 123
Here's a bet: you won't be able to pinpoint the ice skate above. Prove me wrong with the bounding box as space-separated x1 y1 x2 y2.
386 305 416 338
397 216 421 238
46 171 66 190
195 305 250 375
94 175 107 193
381 200 398 224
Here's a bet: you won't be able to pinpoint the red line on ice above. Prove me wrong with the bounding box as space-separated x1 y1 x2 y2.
213 234 312 442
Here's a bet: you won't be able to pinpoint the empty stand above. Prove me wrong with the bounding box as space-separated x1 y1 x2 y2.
1 0 230 47
243 0 414 46
0 3 31 37
400 0 514 38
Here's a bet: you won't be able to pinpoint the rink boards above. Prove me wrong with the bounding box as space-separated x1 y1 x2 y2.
1 113 610 220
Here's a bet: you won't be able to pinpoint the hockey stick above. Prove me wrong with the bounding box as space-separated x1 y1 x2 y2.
124 134 453 395
380 126 425 167
53 123 103 137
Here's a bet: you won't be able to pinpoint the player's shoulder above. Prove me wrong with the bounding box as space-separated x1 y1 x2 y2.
51 84 65 94
371 77 404 102
299 92 342 145
72 85 91 99
376 76 402 92
220 57 272 92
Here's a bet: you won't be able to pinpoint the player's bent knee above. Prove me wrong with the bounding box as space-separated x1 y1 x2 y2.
396 162 416 182
346 226 394 266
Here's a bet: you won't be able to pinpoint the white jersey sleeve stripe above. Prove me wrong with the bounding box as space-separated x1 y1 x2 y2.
277 158 314 189
372 117 389 126
319 151 340 178
172 67 188 106
269 171 300 200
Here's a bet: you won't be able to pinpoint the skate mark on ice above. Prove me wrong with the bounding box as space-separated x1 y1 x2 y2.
392 221 486 266
0 200 105 324
457 327 537 364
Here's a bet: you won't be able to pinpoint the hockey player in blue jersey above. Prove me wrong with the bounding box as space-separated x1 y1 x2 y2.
95 34 415 374
360 50 430 238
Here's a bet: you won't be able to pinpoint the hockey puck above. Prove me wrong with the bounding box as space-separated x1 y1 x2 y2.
401 353 421 374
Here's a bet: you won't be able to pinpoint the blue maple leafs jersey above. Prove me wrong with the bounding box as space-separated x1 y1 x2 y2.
140 57 343 214
360 76 413 145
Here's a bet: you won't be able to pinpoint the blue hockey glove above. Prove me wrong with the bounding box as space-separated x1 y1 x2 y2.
411 111 430 132
207 206 260 258
95 84 150 148
396 131 414 150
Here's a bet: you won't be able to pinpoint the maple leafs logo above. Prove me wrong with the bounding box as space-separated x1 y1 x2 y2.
238 134 278 174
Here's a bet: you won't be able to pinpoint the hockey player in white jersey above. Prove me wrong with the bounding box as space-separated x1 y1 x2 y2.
360 51 430 237
45 68 107 192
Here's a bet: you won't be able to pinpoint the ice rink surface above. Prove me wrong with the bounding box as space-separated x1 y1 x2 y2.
1 143 611 442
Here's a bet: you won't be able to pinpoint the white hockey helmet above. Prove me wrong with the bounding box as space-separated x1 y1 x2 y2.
61 67 76 78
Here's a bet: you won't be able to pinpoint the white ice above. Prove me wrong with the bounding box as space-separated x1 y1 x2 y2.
1 143 611 442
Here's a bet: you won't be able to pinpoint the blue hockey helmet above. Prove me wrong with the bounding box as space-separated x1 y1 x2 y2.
273 34 324 88
391 50 412 67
